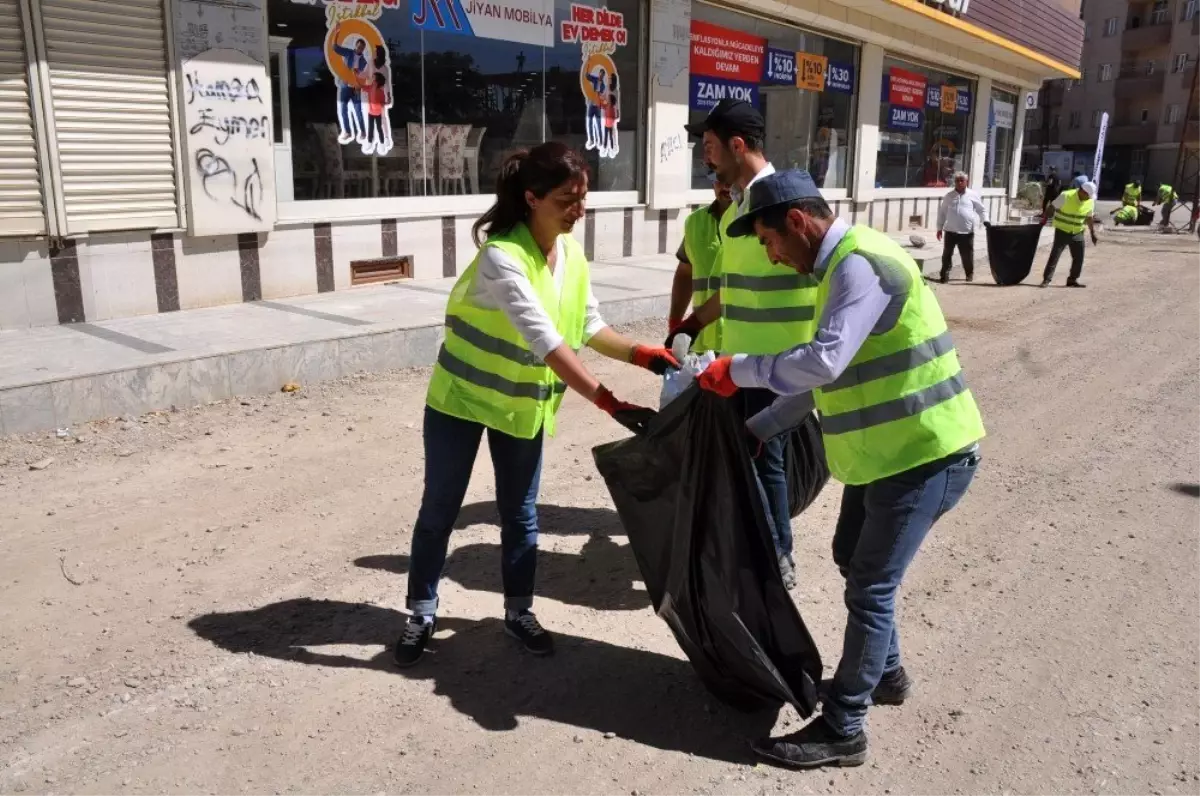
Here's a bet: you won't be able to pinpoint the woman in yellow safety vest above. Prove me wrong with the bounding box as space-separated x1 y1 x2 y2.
394 142 678 667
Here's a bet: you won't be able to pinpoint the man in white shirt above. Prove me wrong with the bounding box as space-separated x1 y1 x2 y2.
935 171 990 284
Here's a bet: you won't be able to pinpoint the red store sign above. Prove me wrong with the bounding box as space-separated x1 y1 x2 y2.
689 19 766 84
888 66 927 109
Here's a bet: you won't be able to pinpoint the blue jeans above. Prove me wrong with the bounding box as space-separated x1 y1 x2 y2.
339 85 363 137
406 407 544 616
822 448 981 736
742 388 793 560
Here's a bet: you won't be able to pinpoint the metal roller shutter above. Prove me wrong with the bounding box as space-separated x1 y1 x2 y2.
37 0 179 234
0 0 47 236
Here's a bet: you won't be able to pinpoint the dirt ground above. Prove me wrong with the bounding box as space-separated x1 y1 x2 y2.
1 228 1198 795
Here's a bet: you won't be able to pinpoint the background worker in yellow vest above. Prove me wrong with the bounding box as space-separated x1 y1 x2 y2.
1110 203 1140 226
1040 180 1098 288
668 173 732 351
1122 180 1142 207
669 99 817 588
1154 183 1178 227
395 142 679 667
695 170 985 769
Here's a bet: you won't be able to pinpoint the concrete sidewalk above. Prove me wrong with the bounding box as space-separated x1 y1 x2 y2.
0 225 1052 435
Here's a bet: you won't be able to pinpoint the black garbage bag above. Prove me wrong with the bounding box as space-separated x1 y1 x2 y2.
784 412 829 518
592 384 823 715
986 223 1043 285
1136 206 1155 225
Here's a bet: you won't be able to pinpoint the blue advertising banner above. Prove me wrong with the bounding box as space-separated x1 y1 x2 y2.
825 60 854 94
926 85 972 114
763 47 795 85
887 105 923 131
689 75 760 111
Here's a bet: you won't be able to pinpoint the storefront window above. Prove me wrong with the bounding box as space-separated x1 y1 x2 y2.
876 57 974 189
268 0 642 201
984 87 1016 189
687 2 858 191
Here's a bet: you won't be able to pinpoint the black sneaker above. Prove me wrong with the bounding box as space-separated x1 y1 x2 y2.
779 555 797 590
872 666 913 705
965 274 974 283
504 611 554 655
1066 280 1086 288
1040 280 1051 288
392 617 435 668
751 717 868 769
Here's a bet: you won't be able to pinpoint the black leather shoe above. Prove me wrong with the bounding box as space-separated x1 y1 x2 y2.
1040 280 1051 288
1066 280 1086 288
872 666 913 705
752 717 868 769
938 273 949 284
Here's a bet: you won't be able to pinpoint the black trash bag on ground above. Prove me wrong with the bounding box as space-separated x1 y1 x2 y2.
592 384 823 715
986 223 1043 285
1136 206 1155 225
784 412 829 518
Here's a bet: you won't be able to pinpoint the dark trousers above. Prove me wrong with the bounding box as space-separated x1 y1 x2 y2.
822 449 981 736
406 407 543 617
940 231 974 279
741 388 793 561
1042 229 1085 284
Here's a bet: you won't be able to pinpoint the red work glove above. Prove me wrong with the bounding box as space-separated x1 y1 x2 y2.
664 313 703 349
698 357 739 397
631 344 680 375
594 386 656 436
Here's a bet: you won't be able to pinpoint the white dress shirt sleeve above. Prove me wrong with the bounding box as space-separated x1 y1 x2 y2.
475 245 565 361
936 193 949 230
582 281 607 344
728 252 892 394
971 191 990 224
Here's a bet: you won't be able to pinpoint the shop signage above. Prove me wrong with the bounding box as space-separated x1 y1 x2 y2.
993 99 1014 128
688 75 759 110
825 60 854 94
926 84 971 114
888 67 926 108
321 2 397 156
689 20 765 84
411 0 554 46
939 85 957 114
561 4 628 159
888 105 923 131
763 47 795 85
921 0 969 16
796 52 827 91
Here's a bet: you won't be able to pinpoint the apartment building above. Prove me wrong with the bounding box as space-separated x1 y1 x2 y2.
1024 0 1199 193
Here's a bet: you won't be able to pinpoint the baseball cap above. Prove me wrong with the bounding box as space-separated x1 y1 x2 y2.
1080 180 1097 196
726 169 825 238
684 99 765 140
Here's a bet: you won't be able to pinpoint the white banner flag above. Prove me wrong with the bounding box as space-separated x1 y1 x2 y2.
1093 112 1109 185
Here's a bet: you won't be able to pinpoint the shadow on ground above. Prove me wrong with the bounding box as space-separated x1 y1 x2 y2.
188 598 776 763
453 502 624 537
357 534 646 611
1168 482 1200 498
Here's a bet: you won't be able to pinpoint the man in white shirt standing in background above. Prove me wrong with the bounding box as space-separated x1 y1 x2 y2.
935 171 990 284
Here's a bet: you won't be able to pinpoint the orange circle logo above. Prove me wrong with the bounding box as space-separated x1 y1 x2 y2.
326 20 384 86
580 52 617 105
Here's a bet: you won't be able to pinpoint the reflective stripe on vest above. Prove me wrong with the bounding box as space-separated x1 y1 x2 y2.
1052 190 1094 235
437 346 568 401
425 223 589 439
683 204 724 352
812 225 985 485
719 201 818 355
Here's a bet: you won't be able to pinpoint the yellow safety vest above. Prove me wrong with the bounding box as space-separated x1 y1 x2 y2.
1122 183 1141 206
719 201 818 355
1052 189 1095 235
1114 205 1138 223
426 223 589 439
1158 184 1176 203
682 203 724 352
812 226 986 485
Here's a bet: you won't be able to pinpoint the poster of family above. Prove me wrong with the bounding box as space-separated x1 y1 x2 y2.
303 0 628 160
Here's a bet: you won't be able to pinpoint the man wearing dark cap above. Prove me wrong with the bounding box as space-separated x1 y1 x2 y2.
669 99 819 589
697 169 985 769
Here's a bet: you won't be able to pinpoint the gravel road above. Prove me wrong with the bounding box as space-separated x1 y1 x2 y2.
1 227 1197 795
